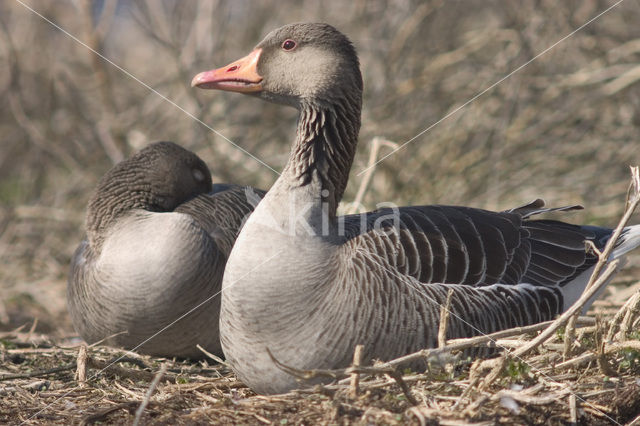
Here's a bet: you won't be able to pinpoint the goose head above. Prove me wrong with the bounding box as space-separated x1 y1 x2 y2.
86 142 212 246
192 23 362 108
132 142 213 212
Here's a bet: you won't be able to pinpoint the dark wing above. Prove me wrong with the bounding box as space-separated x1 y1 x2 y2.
340 199 605 287
175 185 266 256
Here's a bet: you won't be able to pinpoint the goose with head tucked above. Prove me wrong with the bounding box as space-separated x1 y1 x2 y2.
192 23 640 393
67 141 264 358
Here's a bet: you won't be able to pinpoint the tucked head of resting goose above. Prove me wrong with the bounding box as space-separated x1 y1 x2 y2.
85 142 213 248
68 141 264 359
193 23 640 395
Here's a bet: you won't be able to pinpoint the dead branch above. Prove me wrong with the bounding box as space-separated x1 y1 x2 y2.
349 344 364 398
0 364 75 381
346 137 398 215
132 363 167 426
75 344 87 383
565 166 640 354
379 317 594 369
438 289 454 348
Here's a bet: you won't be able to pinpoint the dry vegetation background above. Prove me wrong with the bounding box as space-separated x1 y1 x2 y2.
1 0 640 423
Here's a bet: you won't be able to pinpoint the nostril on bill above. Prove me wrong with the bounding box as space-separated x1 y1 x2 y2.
227 65 239 72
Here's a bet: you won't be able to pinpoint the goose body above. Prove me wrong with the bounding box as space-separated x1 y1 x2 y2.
67 142 263 358
193 23 640 393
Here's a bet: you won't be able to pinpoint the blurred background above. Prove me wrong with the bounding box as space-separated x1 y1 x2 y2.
1 0 639 335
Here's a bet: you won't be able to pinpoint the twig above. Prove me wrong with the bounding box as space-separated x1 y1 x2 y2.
86 330 128 348
461 392 489 417
4 324 27 335
385 370 419 405
7 90 81 171
605 290 640 341
76 344 88 384
193 389 219 404
493 386 570 405
602 340 640 354
512 261 619 360
87 357 173 383
595 316 616 376
350 344 364 398
0 380 49 396
205 407 272 424
477 356 508 390
346 137 398 214
267 348 342 381
27 318 38 341
267 347 416 404
196 344 231 368
554 341 640 370
81 401 139 426
104 355 150 370
268 348 392 381
0 364 75 381
555 352 596 371
114 381 143 400
602 64 640 95
380 317 594 369
569 393 578 424
133 363 167 426
476 261 619 387
451 359 483 410
438 289 454 348
0 332 52 347
619 291 640 338
564 166 640 353
563 314 578 358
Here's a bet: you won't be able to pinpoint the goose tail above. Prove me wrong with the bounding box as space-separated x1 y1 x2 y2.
560 224 640 312
611 224 640 259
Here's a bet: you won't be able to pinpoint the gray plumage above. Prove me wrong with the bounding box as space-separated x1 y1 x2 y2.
67 142 263 358
193 23 640 393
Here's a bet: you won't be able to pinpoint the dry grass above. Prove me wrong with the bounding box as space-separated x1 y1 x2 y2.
1 279 640 425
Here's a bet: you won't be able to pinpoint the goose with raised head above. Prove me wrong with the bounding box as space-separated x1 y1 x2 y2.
68 142 264 358
192 23 640 393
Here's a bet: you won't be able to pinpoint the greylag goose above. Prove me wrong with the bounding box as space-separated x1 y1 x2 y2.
67 142 264 358
192 23 640 393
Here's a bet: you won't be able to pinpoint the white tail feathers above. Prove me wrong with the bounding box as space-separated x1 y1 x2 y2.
561 224 640 312
611 224 640 259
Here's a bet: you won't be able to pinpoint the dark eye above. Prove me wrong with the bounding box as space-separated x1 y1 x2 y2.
282 39 296 51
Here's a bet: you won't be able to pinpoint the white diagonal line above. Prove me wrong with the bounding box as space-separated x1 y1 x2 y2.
23 251 281 424
358 0 626 176
112 253 281 357
14 0 280 176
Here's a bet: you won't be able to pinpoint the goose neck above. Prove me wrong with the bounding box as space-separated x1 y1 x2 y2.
280 97 361 217
85 171 152 250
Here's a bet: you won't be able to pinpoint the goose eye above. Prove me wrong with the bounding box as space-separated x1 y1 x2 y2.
193 168 206 183
282 39 296 51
